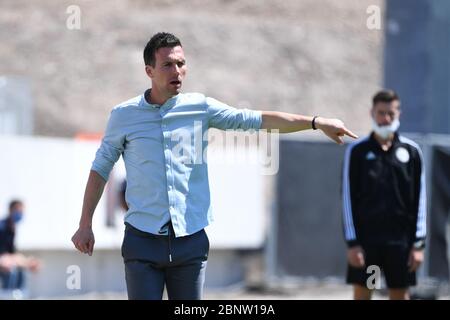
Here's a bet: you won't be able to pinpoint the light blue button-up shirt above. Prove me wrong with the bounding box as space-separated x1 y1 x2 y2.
92 90 262 237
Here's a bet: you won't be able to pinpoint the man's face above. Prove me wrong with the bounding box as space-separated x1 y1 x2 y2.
371 100 401 126
145 45 187 98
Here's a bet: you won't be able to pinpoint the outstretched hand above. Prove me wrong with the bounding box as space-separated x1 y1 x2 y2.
315 117 358 144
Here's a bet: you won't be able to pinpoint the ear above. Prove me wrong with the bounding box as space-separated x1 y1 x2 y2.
145 65 154 79
370 107 375 119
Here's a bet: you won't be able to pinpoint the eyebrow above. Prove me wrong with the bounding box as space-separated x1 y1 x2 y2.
163 58 185 64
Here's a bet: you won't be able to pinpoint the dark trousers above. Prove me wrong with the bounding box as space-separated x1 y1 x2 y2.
346 243 416 289
121 223 209 300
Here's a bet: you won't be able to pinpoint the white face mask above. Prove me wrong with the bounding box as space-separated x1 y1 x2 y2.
371 118 400 139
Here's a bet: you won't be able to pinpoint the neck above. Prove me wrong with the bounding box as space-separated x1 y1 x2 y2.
148 87 174 106
374 132 394 150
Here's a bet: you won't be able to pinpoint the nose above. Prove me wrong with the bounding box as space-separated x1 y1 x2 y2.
381 114 393 126
173 64 181 76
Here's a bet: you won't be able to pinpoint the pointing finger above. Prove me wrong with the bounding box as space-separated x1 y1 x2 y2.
343 127 358 139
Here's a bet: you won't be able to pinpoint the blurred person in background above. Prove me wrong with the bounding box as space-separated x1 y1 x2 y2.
342 90 427 300
0 200 41 291
72 32 357 300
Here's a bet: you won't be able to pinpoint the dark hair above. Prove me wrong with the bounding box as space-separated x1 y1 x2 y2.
9 199 22 211
372 89 400 107
143 32 182 67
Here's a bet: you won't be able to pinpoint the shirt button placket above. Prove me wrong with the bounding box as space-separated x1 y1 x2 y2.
162 120 175 216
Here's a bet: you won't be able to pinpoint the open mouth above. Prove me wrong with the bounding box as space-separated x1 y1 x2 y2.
170 80 181 86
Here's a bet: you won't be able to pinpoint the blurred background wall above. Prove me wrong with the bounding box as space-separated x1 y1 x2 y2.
0 0 382 137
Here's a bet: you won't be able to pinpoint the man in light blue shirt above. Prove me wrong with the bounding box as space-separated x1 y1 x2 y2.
72 32 357 300
91 91 262 238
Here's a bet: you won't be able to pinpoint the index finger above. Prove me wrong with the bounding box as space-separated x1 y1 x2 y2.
343 127 358 139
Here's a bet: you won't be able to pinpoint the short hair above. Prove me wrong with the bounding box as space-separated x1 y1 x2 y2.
372 89 400 107
143 32 182 67
9 199 23 211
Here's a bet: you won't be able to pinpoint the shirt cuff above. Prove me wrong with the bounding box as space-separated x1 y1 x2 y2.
90 164 110 182
413 238 426 250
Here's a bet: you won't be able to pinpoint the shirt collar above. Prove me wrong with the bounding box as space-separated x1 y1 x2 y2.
141 89 180 111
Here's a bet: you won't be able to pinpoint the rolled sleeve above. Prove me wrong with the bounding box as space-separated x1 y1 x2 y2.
206 97 262 130
91 109 125 181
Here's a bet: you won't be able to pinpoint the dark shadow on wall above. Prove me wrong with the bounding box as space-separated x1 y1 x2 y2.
275 140 348 278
